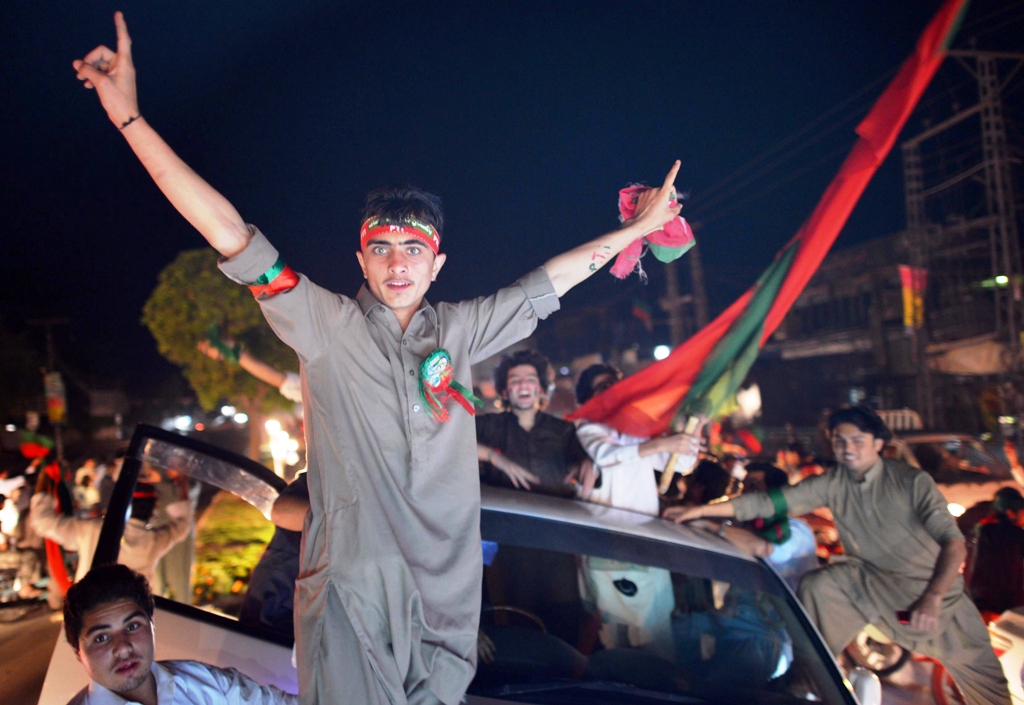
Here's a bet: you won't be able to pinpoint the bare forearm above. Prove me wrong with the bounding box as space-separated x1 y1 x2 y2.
238 351 287 389
542 221 650 297
692 501 737 519
477 444 497 463
638 437 665 458
719 523 774 558
121 119 251 257
924 538 967 599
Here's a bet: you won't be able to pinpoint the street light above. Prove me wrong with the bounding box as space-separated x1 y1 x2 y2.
266 419 299 477
653 345 671 361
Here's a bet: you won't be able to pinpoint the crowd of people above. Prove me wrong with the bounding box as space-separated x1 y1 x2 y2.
12 9 1015 705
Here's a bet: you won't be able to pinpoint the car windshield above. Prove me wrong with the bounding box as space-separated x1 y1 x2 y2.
473 507 851 705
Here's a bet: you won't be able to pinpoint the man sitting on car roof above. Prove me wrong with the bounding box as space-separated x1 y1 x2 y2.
64 564 296 705
666 406 1011 705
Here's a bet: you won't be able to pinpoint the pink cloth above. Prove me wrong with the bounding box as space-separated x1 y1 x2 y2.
610 186 695 279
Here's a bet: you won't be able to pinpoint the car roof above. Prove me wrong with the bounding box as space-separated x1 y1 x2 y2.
480 483 759 563
894 433 979 443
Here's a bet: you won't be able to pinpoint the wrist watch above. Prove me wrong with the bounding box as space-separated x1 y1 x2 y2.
716 520 733 538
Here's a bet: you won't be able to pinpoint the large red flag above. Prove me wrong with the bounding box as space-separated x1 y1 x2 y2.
568 0 969 437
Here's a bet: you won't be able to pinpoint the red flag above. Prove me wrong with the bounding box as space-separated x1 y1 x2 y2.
569 0 969 436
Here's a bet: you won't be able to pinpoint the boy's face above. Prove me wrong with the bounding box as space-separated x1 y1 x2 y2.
75 598 155 700
505 364 544 411
356 231 446 319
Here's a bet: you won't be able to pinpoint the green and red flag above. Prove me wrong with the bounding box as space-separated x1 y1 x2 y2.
569 0 969 436
632 298 655 332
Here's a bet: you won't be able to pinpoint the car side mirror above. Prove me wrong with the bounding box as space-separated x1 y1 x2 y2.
847 667 881 705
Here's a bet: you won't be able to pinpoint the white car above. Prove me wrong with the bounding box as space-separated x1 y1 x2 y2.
40 425 877 705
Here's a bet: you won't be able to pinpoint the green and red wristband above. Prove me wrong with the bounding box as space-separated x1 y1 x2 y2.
248 257 299 300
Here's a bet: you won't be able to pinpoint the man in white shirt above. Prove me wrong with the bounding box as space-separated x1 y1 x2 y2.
573 364 701 514
64 564 296 705
572 364 701 661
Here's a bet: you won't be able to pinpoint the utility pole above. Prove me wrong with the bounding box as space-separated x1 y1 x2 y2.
27 318 70 465
661 260 687 347
660 230 711 348
901 49 1024 426
689 241 710 329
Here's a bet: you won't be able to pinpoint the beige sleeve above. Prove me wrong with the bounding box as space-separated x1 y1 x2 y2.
731 473 833 521
218 227 356 361
455 268 561 364
912 471 964 545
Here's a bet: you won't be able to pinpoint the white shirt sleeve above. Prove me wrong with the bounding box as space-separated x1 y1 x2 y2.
278 372 303 403
162 660 298 704
576 422 643 467
29 494 84 551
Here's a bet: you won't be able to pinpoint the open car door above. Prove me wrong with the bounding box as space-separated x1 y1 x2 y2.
38 425 298 704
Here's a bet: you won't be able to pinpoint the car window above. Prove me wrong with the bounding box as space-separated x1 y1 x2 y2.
96 425 286 634
474 512 851 704
909 441 999 483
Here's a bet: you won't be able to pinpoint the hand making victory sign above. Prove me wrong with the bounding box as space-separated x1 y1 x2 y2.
73 12 252 258
73 12 139 129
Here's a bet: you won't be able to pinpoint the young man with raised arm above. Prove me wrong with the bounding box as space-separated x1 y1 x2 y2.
74 13 682 705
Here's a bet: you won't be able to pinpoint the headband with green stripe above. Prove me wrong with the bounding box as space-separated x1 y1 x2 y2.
359 216 440 254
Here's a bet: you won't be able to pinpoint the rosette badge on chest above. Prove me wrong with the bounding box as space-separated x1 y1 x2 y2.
418 349 483 422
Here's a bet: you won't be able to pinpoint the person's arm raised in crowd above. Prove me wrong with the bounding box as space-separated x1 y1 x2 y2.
198 341 289 389
73 12 251 258
542 162 682 297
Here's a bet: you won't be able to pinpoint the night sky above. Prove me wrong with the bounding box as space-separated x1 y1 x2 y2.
4 1 1021 396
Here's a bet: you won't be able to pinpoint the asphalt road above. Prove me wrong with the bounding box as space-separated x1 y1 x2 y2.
0 602 62 705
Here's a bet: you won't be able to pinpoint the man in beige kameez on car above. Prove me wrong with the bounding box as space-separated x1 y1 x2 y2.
666 406 1010 705
72 13 686 704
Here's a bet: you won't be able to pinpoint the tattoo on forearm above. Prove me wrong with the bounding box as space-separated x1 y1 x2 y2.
588 245 613 272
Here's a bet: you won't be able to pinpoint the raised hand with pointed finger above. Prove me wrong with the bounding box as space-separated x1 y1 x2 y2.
72 11 140 129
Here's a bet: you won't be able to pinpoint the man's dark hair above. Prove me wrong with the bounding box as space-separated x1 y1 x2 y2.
744 461 789 490
361 187 444 242
827 406 893 443
690 460 731 503
493 350 553 399
994 487 1024 515
64 564 155 650
576 364 621 405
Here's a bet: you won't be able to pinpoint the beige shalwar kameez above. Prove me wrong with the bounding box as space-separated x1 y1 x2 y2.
220 229 560 705
731 458 1009 704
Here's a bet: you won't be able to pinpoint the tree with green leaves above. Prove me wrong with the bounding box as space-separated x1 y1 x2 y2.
141 249 297 459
